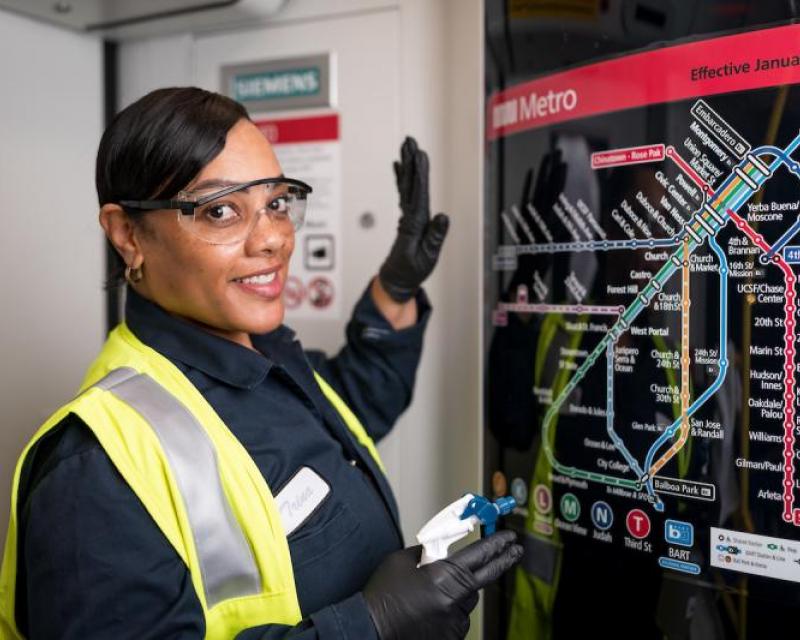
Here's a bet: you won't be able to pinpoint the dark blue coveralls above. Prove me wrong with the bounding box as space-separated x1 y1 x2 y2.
14 286 430 639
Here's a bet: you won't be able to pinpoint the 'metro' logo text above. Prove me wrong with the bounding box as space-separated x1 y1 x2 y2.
492 88 578 129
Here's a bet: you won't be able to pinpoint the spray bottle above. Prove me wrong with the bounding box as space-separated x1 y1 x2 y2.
416 494 516 566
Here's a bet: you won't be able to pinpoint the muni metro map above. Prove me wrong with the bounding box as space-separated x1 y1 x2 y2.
486 24 800 597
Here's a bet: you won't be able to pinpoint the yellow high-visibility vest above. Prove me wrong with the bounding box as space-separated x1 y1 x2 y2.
0 323 384 639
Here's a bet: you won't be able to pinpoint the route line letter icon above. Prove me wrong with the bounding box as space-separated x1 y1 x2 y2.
626 509 651 539
591 501 614 531
560 493 581 522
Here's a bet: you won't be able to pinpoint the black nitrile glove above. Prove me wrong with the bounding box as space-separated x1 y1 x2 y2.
378 136 450 303
363 530 523 640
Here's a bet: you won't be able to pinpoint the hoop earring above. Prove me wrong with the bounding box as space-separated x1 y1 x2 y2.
125 265 143 285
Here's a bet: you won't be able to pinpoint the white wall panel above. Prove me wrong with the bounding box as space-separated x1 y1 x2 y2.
0 11 103 538
118 33 194 110
193 8 400 356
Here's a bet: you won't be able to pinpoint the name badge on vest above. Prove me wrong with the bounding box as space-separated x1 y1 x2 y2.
275 467 331 536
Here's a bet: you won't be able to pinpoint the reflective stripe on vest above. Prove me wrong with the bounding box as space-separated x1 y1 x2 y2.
93 367 261 607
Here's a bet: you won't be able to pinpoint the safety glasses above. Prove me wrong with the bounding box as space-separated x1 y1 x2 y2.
120 177 313 245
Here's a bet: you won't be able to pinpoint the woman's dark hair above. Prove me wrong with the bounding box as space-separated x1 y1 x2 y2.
96 86 250 285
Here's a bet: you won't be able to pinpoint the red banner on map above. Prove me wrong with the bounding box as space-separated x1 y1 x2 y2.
253 113 339 145
487 23 800 140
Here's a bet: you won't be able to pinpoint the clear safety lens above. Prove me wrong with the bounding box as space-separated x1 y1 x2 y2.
177 181 309 244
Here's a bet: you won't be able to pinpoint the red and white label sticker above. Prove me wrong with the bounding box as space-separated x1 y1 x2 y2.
283 276 305 309
253 113 339 145
307 277 334 309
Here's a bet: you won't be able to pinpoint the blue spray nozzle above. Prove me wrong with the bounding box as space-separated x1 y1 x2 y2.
459 495 517 535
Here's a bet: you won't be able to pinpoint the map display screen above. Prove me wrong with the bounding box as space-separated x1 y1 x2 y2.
485 8 800 639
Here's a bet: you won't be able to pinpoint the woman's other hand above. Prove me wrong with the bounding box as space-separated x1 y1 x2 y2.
374 136 450 326
362 530 523 640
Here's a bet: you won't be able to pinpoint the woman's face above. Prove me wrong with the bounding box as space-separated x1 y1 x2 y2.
130 119 294 344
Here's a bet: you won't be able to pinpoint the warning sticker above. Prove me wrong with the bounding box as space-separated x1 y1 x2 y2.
710 527 800 583
307 277 334 309
283 276 305 310
251 111 342 319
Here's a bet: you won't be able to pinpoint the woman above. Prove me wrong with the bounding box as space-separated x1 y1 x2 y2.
0 87 521 639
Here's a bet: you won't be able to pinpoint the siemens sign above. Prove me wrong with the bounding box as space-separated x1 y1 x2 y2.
233 68 321 102
222 54 332 111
